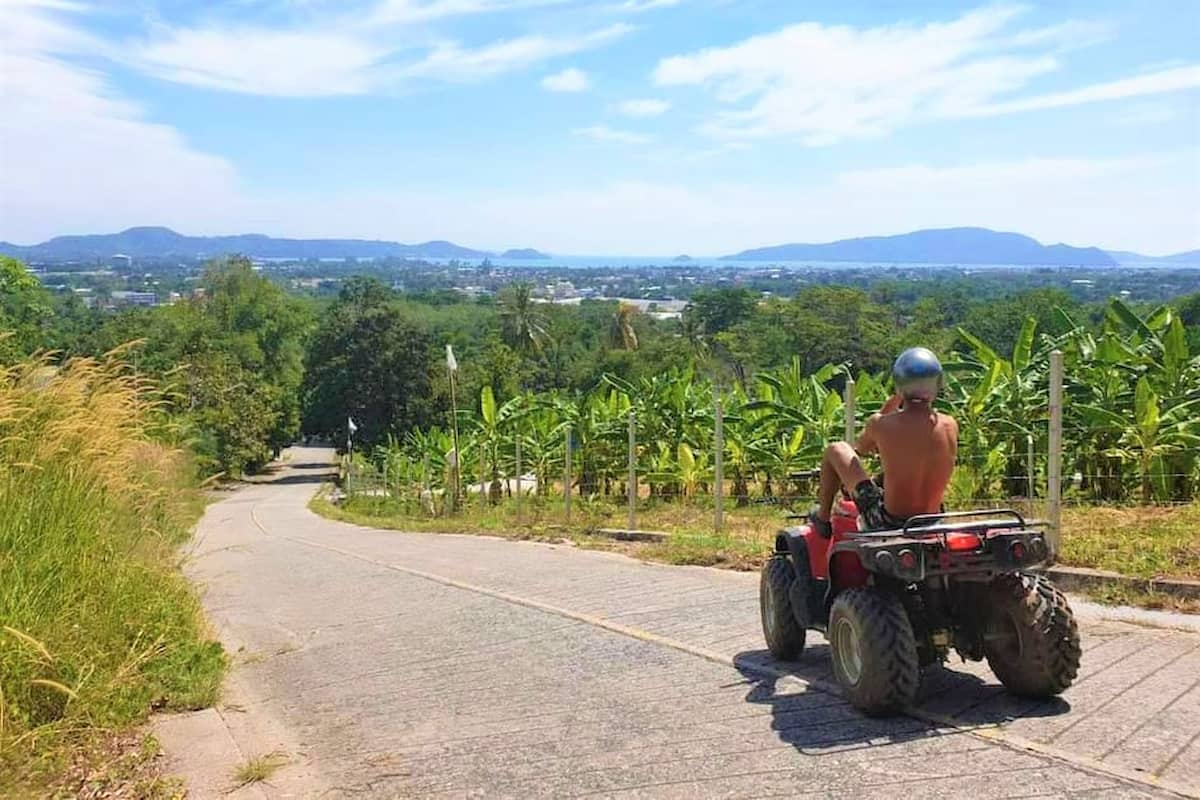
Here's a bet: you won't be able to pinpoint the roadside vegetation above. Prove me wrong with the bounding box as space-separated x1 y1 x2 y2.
0 352 224 795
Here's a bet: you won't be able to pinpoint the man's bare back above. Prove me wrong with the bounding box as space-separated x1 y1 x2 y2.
856 401 958 520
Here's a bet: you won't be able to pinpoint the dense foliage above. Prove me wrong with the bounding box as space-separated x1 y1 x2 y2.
365 297 1199 507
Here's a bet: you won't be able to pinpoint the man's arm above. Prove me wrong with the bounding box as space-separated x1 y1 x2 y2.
854 415 880 455
854 394 902 455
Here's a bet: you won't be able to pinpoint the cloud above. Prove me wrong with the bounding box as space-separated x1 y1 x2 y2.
609 0 682 11
135 28 389 96
572 125 652 144
615 98 669 116
957 64 1200 117
652 5 1197 144
0 2 244 243
396 25 631 82
542 67 589 92
125 3 632 96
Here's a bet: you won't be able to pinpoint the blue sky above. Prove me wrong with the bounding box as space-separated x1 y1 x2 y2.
2 0 1198 255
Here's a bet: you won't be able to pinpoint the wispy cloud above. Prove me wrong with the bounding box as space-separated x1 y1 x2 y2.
653 5 1195 144
135 27 389 96
572 125 652 144
122 2 632 96
956 64 1200 117
608 0 683 12
542 67 589 92
614 98 669 116
397 25 632 83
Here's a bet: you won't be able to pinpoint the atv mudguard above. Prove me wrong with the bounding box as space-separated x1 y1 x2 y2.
775 527 830 629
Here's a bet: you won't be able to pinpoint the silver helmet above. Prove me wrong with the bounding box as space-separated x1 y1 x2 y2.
892 347 943 402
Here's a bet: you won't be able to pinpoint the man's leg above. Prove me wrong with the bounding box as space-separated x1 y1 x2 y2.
817 442 872 520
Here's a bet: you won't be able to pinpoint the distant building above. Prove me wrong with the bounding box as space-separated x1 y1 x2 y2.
110 254 133 269
110 290 158 307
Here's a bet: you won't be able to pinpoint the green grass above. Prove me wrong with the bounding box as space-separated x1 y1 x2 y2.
1060 504 1200 580
0 355 225 795
312 489 775 570
314 486 1200 609
231 752 288 788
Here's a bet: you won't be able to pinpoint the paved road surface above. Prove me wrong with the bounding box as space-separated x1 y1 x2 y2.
158 447 1200 799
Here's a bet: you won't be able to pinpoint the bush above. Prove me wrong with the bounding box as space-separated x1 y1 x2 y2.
0 353 224 789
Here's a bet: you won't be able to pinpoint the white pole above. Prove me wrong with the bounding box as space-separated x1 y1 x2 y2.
843 375 857 443
1047 350 1064 559
515 432 522 521
627 411 636 531
1027 434 1035 500
714 386 724 533
564 427 572 522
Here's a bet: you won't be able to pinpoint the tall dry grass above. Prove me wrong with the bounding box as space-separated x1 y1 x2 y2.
0 351 224 788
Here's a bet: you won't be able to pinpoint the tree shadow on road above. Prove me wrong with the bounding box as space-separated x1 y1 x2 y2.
731 647 1070 757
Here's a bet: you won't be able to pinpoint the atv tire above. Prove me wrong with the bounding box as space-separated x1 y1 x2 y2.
828 588 919 715
985 573 1081 698
760 555 806 660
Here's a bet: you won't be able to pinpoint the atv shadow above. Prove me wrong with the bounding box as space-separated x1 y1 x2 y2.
732 647 1070 756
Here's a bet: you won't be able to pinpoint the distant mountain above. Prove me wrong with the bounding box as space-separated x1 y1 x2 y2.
725 227 1117 266
673 254 693 262
1105 249 1148 263
0 227 490 262
500 248 551 260
1108 248 1200 265
1163 249 1200 264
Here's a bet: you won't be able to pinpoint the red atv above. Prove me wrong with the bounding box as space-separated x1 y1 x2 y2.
760 491 1081 715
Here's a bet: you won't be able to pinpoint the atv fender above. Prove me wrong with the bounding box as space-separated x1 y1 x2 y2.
774 528 828 629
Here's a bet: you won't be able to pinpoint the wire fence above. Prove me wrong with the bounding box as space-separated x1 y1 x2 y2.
335 351 1200 558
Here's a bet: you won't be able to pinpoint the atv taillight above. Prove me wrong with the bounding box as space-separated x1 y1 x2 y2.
898 549 918 570
1010 541 1027 560
945 532 982 552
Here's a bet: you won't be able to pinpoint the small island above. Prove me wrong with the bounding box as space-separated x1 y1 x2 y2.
501 248 551 260
673 254 693 262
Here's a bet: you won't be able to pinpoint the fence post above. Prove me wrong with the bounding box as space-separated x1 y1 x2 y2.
1027 434 1035 500
382 462 389 499
479 447 487 506
515 433 523 521
422 453 430 493
1047 350 1064 559
843 375 857 443
627 411 636 531
564 427 572 523
714 386 724 533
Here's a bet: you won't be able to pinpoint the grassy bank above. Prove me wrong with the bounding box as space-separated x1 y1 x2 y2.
313 489 1200 610
0 354 224 796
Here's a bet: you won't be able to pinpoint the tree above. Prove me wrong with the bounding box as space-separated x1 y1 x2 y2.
303 282 442 446
0 256 53 361
498 283 548 353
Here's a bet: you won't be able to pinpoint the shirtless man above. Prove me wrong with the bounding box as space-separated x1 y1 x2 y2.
811 347 958 535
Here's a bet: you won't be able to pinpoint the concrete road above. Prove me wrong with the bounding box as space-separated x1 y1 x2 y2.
158 447 1200 799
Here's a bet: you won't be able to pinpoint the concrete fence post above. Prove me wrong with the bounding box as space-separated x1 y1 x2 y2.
1047 350 1064 559
564 427 572 523
627 411 636 531
714 386 724 534
1027 434 1036 500
843 375 857 443
514 432 523 520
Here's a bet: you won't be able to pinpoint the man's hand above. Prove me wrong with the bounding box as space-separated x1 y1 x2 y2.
881 393 904 415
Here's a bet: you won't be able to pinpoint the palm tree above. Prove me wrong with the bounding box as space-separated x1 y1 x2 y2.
498 283 548 353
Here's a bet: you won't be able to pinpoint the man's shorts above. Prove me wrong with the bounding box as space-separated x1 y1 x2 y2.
854 481 909 531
